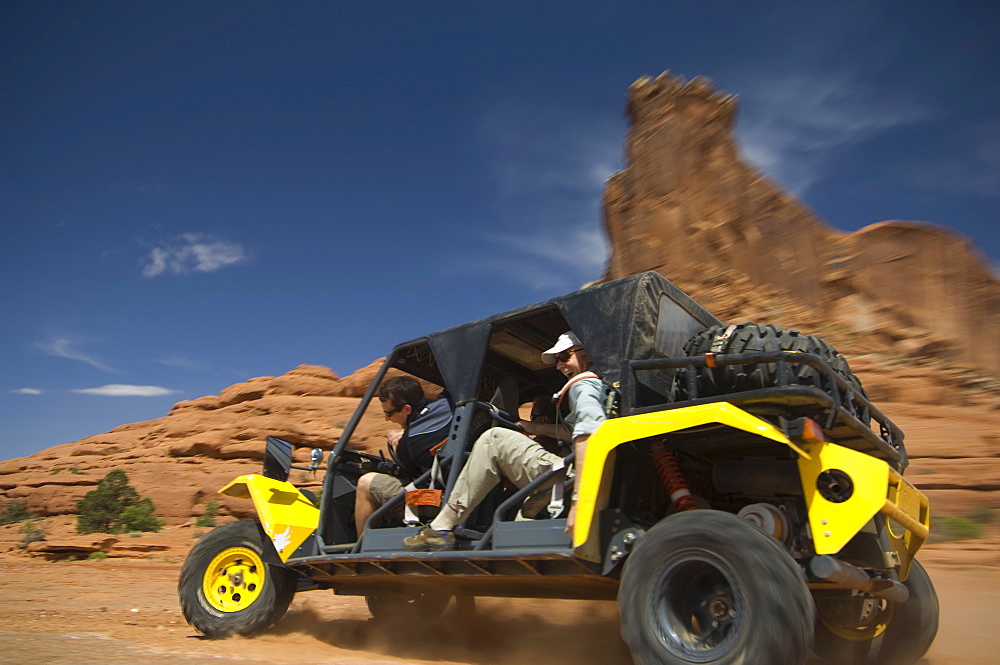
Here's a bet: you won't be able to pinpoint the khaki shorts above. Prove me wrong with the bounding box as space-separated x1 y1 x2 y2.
367 472 405 523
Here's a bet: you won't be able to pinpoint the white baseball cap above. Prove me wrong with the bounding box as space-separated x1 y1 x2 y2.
541 331 582 364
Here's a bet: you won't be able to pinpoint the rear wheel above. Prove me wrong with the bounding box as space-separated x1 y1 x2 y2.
875 560 939 665
812 560 938 665
813 590 890 664
178 520 296 637
618 510 814 665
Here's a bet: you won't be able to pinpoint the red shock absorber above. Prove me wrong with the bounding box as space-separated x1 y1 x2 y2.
652 442 698 512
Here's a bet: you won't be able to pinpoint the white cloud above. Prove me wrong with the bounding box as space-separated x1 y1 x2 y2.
468 102 620 290
11 388 42 395
142 233 248 277
35 337 117 373
736 74 928 196
476 224 609 291
72 384 181 397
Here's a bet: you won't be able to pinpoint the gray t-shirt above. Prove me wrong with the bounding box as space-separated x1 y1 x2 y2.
564 376 607 440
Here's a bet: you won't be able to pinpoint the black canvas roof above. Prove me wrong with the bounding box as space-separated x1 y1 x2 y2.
388 271 721 405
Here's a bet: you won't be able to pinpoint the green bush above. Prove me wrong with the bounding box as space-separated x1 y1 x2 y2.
928 515 983 543
121 498 165 533
87 551 108 560
0 499 33 525
194 500 219 528
76 470 163 534
970 506 996 525
18 519 46 548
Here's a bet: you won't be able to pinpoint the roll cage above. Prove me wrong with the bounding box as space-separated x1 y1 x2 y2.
291 271 906 562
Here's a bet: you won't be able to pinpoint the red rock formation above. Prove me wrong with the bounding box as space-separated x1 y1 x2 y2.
603 72 1000 372
0 364 410 524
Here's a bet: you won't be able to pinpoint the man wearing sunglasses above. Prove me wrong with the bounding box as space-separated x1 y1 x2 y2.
403 331 607 551
354 375 453 535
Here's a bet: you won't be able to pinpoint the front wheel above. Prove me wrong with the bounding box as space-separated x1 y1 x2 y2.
178 520 296 637
618 510 815 665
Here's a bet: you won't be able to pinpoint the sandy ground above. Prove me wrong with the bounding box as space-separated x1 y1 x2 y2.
0 541 996 665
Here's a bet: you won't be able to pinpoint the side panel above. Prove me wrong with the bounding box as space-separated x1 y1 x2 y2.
572 403 809 561
796 442 930 567
796 442 888 554
219 474 320 562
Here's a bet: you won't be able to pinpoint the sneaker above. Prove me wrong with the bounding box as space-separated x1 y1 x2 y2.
402 527 455 552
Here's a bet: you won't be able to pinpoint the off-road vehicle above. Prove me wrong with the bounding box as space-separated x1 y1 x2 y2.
178 271 938 665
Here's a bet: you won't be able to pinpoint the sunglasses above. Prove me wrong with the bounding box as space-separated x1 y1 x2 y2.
382 405 404 418
554 347 580 363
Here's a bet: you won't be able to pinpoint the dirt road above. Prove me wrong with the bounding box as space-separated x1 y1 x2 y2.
1 546 996 665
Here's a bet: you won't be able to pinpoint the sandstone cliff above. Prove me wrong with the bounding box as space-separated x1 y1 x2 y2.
0 363 395 523
603 72 1000 373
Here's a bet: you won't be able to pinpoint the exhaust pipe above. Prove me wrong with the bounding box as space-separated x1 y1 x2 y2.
809 555 910 603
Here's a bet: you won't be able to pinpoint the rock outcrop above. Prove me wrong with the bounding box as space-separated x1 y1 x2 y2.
603 72 1000 373
0 363 406 523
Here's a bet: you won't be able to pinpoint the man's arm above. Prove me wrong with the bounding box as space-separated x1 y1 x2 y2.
565 432 589 535
518 419 572 443
563 378 607 536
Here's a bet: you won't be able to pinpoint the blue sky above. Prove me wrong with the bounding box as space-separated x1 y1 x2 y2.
2 1 997 462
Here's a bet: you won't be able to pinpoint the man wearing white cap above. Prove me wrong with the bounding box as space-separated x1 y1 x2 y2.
403 331 607 551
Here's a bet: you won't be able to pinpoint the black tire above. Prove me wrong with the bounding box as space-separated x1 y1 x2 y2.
675 322 869 424
178 520 297 638
365 589 452 622
874 560 939 665
618 510 815 665
813 590 883 664
812 560 938 665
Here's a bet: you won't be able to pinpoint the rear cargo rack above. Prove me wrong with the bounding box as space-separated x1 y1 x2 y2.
624 351 907 469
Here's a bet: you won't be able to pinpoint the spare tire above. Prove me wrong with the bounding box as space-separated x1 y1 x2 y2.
673 322 869 424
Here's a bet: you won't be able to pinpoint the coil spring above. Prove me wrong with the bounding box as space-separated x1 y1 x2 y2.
652 444 698 512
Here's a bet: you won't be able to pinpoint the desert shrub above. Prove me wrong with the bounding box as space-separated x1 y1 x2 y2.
87 551 108 560
17 519 46 548
76 470 163 534
928 515 983 543
970 506 995 524
121 498 165 533
0 499 33 525
194 500 219 528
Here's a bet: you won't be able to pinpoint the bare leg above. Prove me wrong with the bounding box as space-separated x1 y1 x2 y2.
354 472 378 535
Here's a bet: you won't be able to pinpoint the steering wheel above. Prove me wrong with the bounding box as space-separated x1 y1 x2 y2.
476 401 524 432
386 437 403 468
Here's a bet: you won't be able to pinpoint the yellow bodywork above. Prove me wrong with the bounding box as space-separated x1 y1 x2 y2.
572 402 930 574
219 474 320 562
572 402 809 561
796 441 929 571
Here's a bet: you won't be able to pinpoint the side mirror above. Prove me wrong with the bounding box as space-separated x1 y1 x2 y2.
309 448 324 470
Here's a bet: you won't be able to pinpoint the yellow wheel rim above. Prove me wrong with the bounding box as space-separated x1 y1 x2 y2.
202 546 267 613
821 596 894 641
